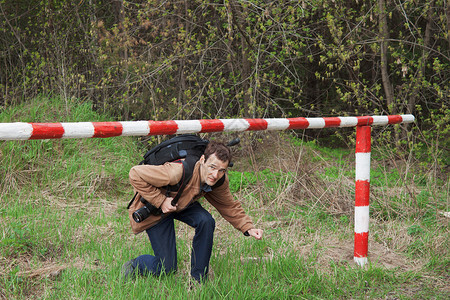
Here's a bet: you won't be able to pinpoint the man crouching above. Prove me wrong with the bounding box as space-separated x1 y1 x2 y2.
121 141 263 283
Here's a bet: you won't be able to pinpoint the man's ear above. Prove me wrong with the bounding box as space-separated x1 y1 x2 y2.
199 155 205 163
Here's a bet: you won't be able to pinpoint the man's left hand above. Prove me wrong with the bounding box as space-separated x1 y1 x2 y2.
247 228 263 240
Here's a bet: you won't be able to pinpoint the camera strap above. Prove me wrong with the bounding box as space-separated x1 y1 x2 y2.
127 192 138 209
170 158 194 206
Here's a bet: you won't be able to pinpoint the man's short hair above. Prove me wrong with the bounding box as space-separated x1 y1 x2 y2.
204 141 232 164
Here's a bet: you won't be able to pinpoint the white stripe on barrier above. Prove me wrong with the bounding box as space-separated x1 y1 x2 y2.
62 122 95 139
0 123 33 140
339 117 359 127
175 120 202 134
371 116 389 125
402 115 415 123
121 121 150 136
306 118 325 128
220 119 250 131
354 206 370 233
355 152 371 181
266 118 290 130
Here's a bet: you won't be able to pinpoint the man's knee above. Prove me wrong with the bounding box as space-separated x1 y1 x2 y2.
197 214 215 231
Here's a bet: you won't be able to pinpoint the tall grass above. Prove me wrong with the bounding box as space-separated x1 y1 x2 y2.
0 97 448 299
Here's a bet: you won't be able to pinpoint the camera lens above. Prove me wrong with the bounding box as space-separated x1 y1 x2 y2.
132 206 151 223
132 211 143 222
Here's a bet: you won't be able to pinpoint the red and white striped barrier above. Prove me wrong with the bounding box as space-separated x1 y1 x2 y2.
0 114 415 267
0 115 414 140
354 126 371 266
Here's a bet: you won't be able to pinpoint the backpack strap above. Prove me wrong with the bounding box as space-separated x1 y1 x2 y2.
170 156 197 206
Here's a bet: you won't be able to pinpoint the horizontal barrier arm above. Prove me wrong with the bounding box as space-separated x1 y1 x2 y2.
0 115 415 141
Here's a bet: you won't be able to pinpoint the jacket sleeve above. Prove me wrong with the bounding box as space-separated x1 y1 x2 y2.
204 175 254 234
129 163 183 208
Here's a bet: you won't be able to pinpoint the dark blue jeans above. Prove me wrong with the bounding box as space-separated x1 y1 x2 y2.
133 201 215 282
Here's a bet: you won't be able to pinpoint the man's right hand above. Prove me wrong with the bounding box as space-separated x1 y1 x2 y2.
160 197 177 214
247 228 263 240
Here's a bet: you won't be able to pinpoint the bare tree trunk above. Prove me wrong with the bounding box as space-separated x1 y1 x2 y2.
113 0 127 60
241 37 252 117
409 1 434 115
402 1 434 142
113 0 130 119
177 0 189 119
88 0 98 110
378 0 395 114
230 0 253 117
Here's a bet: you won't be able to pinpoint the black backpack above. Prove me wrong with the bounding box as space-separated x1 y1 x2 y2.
141 134 208 166
128 134 238 218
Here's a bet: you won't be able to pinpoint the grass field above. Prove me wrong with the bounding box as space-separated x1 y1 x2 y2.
0 97 448 299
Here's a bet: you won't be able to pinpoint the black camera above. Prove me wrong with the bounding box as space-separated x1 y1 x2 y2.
132 198 163 223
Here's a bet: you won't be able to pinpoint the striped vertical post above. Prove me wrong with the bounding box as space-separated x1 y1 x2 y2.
354 125 371 266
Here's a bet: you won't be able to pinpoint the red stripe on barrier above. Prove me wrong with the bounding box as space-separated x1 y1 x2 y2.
355 126 371 153
148 120 178 135
354 232 369 257
287 117 309 129
30 123 64 139
388 115 403 124
93 122 123 138
199 119 225 132
246 119 268 131
356 116 374 126
355 180 370 206
324 117 341 127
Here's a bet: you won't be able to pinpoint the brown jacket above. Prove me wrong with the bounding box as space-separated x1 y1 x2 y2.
128 161 254 234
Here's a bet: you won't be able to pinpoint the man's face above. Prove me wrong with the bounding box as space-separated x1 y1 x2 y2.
200 153 228 186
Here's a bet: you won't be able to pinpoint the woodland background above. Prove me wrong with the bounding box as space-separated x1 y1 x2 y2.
0 0 449 159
